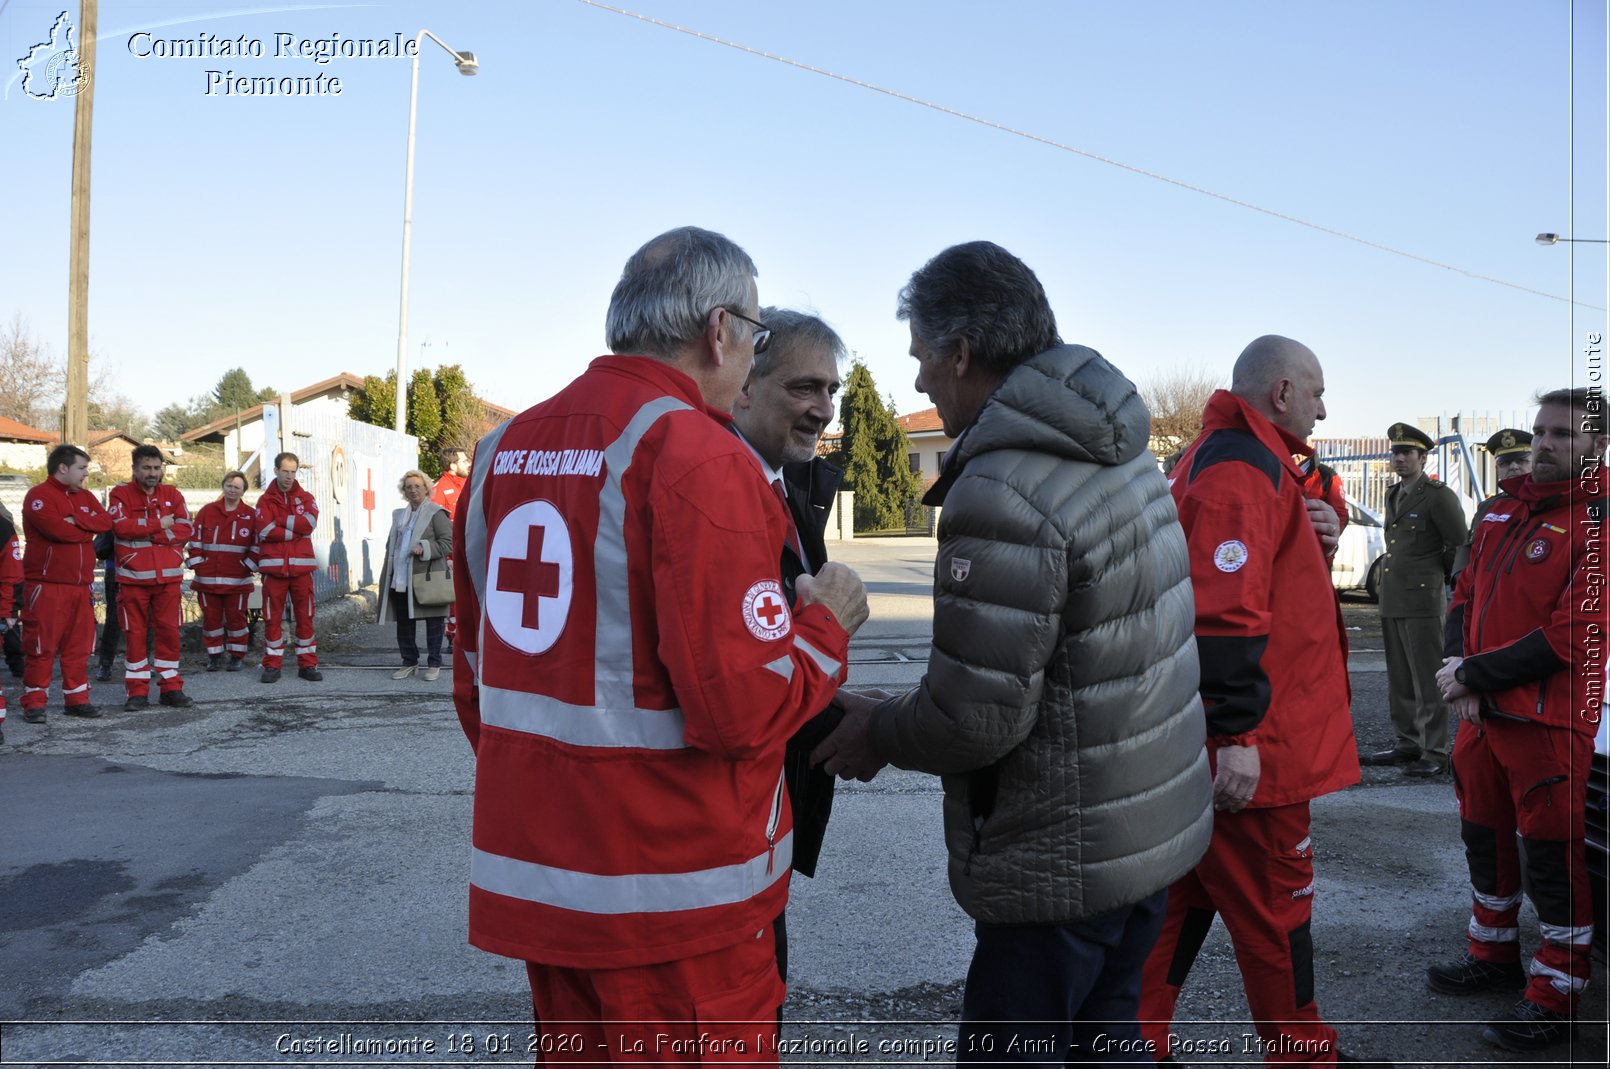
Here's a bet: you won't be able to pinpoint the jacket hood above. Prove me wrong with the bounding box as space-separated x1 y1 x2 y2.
928 345 1149 503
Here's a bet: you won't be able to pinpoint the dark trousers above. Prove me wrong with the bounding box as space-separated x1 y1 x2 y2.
959 889 1167 1066
394 597 444 667
96 571 120 667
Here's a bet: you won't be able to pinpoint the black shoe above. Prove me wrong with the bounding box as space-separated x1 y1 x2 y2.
298 667 323 681
1482 998 1574 1052
159 690 193 708
124 695 149 712
260 667 281 683
226 657 243 672
21 709 46 724
1404 757 1447 777
1361 746 1420 766
206 655 223 672
1428 950 1526 995
64 703 102 718
94 662 113 682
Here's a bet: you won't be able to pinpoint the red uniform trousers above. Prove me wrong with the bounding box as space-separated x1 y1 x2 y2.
20 581 96 711
261 573 316 669
1141 802 1339 1064
1452 715 1594 1014
523 927 784 1066
197 590 251 658
119 583 184 697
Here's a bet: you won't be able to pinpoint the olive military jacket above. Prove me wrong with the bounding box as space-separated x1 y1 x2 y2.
1379 475 1466 618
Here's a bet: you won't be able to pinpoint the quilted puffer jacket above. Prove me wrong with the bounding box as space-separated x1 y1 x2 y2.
869 344 1213 923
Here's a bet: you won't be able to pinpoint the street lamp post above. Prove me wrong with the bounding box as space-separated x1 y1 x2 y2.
1535 233 1610 245
395 30 477 437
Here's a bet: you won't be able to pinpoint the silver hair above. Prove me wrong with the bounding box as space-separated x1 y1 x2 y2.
751 307 847 379
604 226 758 360
896 241 1060 374
397 469 434 496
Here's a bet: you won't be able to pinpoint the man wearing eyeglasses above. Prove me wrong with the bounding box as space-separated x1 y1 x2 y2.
452 226 868 1064
1451 429 1532 580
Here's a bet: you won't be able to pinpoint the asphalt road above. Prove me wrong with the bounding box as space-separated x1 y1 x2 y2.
0 539 1604 1068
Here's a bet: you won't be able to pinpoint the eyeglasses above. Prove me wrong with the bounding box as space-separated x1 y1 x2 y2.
723 307 772 355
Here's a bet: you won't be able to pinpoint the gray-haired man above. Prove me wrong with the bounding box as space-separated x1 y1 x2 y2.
453 227 867 1062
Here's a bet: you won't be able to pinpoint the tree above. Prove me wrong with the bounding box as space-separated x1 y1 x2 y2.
1140 364 1222 460
433 364 484 460
152 402 194 443
407 368 443 448
349 373 397 430
0 313 62 430
211 367 277 414
836 361 924 532
349 366 479 476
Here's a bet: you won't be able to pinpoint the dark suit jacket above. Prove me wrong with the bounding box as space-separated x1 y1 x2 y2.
778 456 845 877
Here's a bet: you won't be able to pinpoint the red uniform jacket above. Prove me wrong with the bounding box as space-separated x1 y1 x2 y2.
253 480 319 577
0 524 21 617
188 499 259 593
453 355 851 969
1172 391 1361 807
1447 471 1605 735
22 476 114 585
107 482 193 586
431 471 466 518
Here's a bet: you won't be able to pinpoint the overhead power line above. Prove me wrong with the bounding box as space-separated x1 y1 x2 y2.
574 0 1603 312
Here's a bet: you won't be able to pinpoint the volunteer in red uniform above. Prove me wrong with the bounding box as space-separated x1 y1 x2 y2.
431 447 469 648
107 445 195 710
1429 388 1605 1053
453 226 869 1065
1141 336 1367 1065
20 444 113 721
0 510 22 744
253 452 322 683
430 447 469 515
188 470 257 672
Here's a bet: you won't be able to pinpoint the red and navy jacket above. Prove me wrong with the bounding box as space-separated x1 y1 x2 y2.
21 476 114 586
1446 470 1606 735
452 355 850 969
1171 391 1360 807
253 480 319 577
187 499 258 593
107 482 193 586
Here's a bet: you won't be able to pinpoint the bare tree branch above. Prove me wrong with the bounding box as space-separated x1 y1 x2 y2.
1140 364 1223 461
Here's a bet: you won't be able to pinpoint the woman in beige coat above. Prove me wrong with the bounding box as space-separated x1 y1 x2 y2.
377 470 453 680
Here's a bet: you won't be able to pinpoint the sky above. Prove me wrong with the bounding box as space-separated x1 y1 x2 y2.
1 0 1606 440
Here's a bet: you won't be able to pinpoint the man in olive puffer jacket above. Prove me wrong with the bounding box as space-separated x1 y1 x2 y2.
817 241 1213 1064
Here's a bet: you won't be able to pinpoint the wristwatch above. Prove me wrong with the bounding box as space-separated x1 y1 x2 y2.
1454 664 1467 686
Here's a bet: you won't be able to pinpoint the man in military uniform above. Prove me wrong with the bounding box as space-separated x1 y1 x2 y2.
1451 429 1531 579
1365 422 1467 776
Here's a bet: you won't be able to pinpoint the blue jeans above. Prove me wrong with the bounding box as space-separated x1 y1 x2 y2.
394 596 445 668
959 889 1167 1066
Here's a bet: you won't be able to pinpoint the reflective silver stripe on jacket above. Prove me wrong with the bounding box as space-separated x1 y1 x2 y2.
192 542 248 553
470 831 793 915
116 567 157 580
478 684 686 749
192 576 253 588
593 397 690 716
115 539 153 549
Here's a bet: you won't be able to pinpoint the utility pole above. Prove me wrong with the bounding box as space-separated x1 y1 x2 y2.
65 0 97 446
